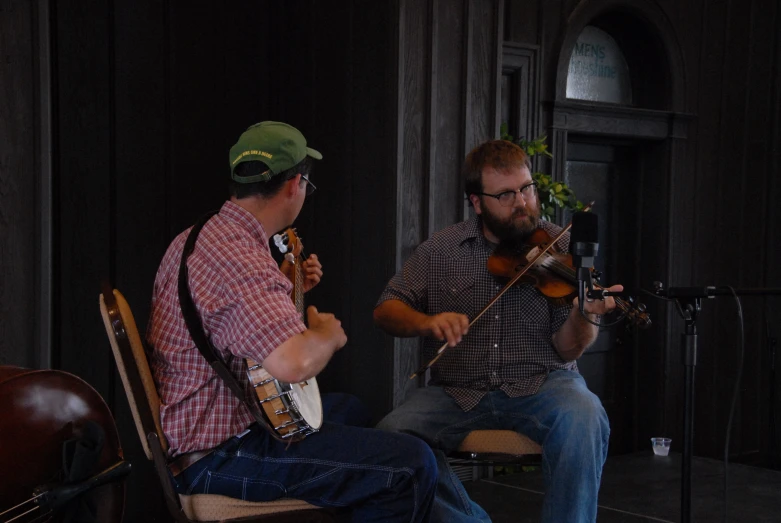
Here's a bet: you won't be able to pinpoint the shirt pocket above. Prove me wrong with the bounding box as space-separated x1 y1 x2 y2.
436 276 475 317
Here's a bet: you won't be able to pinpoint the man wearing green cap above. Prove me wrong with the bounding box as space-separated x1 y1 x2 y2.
147 121 438 522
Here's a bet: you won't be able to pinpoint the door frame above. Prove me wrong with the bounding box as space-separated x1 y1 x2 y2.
547 0 693 451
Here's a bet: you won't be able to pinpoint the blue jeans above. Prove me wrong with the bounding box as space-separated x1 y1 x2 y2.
171 393 438 523
376 370 610 523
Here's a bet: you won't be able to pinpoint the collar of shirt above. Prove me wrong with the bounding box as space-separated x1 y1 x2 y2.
457 214 483 246
219 200 269 246
459 213 570 253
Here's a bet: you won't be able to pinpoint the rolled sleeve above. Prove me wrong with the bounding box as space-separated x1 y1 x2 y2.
549 299 573 335
376 242 432 313
211 268 306 363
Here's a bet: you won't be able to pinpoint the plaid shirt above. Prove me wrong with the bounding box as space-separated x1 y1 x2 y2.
377 215 577 411
147 201 305 457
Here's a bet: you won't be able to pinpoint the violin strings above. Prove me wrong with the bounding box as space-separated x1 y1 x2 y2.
540 257 576 277
0 494 44 517
1 503 44 523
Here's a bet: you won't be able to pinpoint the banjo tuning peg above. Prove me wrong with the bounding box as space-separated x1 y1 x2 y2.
272 234 289 253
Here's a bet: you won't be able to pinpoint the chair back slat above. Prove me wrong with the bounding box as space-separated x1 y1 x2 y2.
99 289 168 458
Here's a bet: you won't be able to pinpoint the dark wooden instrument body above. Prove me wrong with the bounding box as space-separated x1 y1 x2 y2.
0 366 124 523
487 228 652 328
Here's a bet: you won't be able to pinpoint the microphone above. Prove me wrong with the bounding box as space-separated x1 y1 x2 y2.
570 211 599 310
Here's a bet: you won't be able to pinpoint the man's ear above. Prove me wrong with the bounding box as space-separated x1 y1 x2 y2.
286 174 302 197
469 194 483 215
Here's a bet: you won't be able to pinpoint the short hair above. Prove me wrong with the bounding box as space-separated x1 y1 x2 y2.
462 140 532 197
229 157 313 199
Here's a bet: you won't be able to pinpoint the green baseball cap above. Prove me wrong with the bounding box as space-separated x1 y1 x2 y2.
229 121 323 183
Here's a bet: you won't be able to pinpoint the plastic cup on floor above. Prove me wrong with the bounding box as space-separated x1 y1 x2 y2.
651 437 672 456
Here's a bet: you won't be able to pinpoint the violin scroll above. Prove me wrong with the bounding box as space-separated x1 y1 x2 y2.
619 296 652 329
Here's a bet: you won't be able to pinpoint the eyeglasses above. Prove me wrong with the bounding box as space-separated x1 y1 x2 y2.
475 182 537 207
301 174 317 196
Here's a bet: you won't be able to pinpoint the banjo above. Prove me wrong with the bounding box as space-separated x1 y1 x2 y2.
244 228 323 441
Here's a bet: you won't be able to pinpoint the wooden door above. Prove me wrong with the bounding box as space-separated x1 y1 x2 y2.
565 140 641 455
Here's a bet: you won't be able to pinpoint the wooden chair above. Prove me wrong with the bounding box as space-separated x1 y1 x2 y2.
451 430 542 463
99 287 335 523
448 430 542 481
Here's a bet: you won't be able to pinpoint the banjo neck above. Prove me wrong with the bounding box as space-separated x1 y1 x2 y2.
244 228 322 442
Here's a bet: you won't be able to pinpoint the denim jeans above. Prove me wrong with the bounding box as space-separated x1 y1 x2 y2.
376 370 610 523
171 393 438 522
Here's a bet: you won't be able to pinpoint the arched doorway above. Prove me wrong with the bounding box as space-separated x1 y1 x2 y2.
548 1 690 454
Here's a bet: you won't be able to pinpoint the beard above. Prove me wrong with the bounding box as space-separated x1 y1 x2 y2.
480 200 541 242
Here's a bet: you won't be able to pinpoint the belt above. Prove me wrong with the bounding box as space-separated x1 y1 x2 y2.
168 449 214 477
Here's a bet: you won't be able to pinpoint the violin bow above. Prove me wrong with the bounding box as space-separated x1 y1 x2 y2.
409 202 595 380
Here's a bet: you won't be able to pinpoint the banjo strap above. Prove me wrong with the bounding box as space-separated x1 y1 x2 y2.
177 210 286 443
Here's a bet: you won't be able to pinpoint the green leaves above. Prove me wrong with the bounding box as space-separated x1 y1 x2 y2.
499 122 513 142
519 136 553 159
499 124 583 220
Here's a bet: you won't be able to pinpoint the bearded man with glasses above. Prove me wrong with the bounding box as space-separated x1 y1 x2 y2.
374 139 623 523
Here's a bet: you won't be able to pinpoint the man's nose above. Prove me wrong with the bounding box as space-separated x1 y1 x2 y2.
512 191 526 209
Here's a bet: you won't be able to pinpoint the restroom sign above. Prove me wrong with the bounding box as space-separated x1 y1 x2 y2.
566 26 632 104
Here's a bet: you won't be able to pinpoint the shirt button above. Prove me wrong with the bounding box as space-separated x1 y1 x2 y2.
493 344 498 348
495 315 499 319
492 371 497 376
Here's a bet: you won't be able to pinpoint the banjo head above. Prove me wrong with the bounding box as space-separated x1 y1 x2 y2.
288 377 323 430
246 363 323 439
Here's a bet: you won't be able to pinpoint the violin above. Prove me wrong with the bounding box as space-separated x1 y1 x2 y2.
487 227 652 329
410 206 650 379
0 366 129 523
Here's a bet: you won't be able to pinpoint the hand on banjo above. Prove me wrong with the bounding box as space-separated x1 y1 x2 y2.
301 254 323 293
307 305 347 350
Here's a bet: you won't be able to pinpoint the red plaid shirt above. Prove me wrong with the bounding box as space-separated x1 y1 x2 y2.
147 201 305 457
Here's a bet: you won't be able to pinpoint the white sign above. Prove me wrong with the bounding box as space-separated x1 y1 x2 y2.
566 26 632 104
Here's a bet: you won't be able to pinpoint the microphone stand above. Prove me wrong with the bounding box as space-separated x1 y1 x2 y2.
653 282 781 523
769 320 778 469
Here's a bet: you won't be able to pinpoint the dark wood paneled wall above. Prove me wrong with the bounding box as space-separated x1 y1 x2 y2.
507 0 781 465
391 0 504 405
684 0 781 464
0 0 38 369
391 0 504 407
28 1 401 519
50 1 277 519
283 0 400 422
3 0 780 519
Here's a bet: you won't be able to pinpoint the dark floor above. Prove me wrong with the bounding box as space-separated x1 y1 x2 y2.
463 451 781 522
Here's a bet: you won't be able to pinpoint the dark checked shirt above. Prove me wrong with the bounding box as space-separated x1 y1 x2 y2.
147 200 305 457
377 215 578 411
